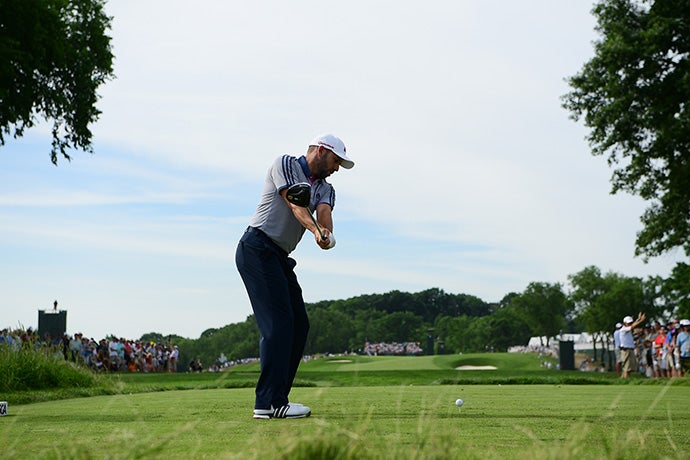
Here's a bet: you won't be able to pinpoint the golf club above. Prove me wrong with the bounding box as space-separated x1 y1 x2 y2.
285 182 326 241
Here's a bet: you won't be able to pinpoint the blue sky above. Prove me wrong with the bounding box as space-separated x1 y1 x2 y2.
1 1 682 340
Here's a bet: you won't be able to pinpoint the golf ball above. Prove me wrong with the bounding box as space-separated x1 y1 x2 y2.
455 398 464 407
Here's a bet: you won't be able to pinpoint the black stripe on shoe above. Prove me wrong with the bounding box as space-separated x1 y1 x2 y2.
274 405 289 418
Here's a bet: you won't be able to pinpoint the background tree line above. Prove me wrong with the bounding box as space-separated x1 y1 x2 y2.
145 264 688 372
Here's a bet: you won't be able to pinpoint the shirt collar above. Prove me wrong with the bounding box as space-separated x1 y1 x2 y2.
298 156 315 184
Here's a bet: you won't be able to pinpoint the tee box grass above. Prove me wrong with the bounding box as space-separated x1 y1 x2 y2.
2 353 689 459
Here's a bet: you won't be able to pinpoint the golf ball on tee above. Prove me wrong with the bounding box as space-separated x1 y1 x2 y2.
455 398 464 407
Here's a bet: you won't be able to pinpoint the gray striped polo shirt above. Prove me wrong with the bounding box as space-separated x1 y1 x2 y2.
248 155 335 253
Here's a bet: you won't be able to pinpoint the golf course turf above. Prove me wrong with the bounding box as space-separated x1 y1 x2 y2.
2 353 689 459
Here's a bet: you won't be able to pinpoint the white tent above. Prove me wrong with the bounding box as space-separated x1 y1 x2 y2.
526 333 596 351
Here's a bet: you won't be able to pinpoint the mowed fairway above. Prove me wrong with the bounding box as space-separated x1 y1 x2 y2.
2 355 689 459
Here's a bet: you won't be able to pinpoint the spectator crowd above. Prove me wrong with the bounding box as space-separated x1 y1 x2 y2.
614 318 690 378
363 341 423 356
0 328 181 373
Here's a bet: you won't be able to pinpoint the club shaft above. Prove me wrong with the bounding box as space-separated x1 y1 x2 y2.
309 212 325 240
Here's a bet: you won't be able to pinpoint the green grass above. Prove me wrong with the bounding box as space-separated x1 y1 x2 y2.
102 353 625 391
0 345 97 393
2 353 690 459
3 385 689 459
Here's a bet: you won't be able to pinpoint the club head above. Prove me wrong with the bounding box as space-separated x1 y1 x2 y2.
285 182 311 207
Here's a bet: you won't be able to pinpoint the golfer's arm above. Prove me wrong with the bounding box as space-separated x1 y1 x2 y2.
316 203 333 233
280 190 321 236
293 205 321 235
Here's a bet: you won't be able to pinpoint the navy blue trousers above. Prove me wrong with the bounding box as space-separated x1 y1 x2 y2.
235 227 309 409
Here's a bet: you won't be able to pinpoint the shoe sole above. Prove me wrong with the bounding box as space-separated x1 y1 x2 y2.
285 411 311 419
252 410 311 419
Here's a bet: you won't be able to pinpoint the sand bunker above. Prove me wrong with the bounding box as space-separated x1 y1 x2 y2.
327 359 353 363
455 365 497 370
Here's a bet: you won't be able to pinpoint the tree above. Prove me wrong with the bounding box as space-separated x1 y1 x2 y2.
372 311 424 343
433 315 477 354
661 262 690 319
569 267 610 364
511 282 570 346
485 304 532 352
0 0 114 164
562 0 690 259
412 288 491 320
350 308 387 349
304 308 355 355
568 266 659 365
568 266 608 316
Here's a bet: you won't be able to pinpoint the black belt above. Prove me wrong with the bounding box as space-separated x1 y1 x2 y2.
620 347 635 350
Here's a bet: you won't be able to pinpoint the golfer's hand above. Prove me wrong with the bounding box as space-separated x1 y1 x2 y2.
316 228 331 249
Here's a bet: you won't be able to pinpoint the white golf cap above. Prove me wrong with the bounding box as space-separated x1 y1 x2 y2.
623 316 634 324
680 319 690 326
615 323 622 329
310 133 354 169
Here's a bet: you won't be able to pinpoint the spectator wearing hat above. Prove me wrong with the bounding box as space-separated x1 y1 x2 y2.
613 322 623 375
676 319 690 376
620 312 646 378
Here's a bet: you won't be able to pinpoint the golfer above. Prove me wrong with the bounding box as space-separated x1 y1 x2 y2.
235 133 354 419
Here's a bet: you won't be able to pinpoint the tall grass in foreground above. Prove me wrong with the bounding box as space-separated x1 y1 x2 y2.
0 345 96 392
31 424 681 460
269 423 675 460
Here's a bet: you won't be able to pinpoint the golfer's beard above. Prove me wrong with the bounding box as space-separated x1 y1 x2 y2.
312 161 330 179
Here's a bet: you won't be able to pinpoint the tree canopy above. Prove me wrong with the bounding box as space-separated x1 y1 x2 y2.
569 265 660 335
661 262 690 319
0 0 114 164
562 0 690 259
509 282 571 346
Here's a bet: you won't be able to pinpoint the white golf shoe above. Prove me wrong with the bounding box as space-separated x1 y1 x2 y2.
253 403 311 419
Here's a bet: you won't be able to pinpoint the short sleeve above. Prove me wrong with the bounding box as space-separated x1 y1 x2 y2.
270 155 303 193
313 180 335 210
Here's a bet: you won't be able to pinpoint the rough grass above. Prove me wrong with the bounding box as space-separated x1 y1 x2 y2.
0 345 97 393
